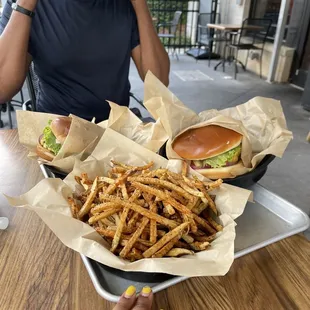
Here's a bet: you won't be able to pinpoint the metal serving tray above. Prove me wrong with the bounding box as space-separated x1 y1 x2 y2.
40 164 310 303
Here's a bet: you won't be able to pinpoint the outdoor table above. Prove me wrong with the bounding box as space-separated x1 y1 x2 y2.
207 23 261 72
207 23 263 32
0 129 310 309
207 24 244 32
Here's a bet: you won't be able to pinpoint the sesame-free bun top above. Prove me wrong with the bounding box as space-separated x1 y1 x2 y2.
172 125 243 160
50 117 72 144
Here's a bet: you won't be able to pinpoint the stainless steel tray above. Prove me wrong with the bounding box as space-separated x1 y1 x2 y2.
40 164 310 303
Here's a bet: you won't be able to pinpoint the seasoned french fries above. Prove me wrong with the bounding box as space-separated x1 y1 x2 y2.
166 248 194 257
68 160 223 262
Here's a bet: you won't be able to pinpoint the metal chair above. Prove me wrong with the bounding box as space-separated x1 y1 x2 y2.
23 62 38 111
157 11 182 60
0 90 25 129
227 18 272 79
196 13 228 67
0 103 10 128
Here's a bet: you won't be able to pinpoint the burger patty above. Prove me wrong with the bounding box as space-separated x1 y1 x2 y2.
191 158 239 169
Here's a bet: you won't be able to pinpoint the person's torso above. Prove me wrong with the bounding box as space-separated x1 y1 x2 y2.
30 0 138 121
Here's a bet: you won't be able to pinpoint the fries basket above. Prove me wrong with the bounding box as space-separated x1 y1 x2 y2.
37 163 310 302
7 129 253 276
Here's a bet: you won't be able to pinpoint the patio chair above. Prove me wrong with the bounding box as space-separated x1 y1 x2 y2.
227 18 272 79
196 13 228 66
23 63 148 121
0 90 25 129
22 62 38 111
157 11 182 60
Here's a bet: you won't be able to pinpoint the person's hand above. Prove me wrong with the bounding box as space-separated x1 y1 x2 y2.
113 285 153 310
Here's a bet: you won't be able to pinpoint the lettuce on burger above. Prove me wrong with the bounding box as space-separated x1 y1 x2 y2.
172 125 243 179
36 117 72 161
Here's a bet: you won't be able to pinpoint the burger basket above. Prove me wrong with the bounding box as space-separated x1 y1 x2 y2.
143 72 293 187
16 111 105 173
16 102 168 174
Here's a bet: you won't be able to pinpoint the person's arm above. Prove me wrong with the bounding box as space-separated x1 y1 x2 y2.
0 0 36 102
131 0 170 86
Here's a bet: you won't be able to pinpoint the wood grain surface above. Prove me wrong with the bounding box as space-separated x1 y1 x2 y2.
0 130 310 310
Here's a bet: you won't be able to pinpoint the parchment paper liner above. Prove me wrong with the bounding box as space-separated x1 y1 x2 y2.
143 72 293 178
6 128 252 277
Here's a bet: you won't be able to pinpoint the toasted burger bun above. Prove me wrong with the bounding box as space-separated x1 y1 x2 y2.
36 117 72 161
172 125 242 160
194 161 244 179
36 135 55 161
50 117 72 144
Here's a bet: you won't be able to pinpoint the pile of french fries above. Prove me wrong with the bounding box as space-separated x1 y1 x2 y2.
67 161 223 262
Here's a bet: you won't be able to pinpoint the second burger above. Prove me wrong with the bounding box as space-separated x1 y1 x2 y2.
36 117 72 161
172 125 243 179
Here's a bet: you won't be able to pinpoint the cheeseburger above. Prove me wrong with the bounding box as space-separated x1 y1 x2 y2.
36 117 72 161
172 125 243 179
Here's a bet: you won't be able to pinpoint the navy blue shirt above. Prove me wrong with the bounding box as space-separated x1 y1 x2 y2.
1 0 140 122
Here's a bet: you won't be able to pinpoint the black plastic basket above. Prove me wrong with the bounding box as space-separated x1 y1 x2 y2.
158 143 275 189
90 259 174 283
46 165 68 179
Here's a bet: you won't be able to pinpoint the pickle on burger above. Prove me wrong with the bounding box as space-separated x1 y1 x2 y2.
172 125 243 179
36 117 72 161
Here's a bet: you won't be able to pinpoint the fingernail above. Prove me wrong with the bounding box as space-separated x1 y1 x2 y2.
141 286 152 297
125 285 136 298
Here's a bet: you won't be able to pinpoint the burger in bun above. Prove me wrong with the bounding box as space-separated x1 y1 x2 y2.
172 125 243 179
36 117 72 161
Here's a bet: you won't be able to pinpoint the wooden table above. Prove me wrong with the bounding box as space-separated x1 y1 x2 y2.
207 23 242 31
1 129 310 310
207 23 263 31
207 23 248 73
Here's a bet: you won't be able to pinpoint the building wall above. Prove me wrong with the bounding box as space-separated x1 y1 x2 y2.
252 0 269 18
200 0 212 13
237 44 295 82
219 0 251 24
199 0 251 21
217 0 294 83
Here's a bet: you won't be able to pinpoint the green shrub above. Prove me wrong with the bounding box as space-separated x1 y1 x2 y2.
147 0 189 25
147 0 198 47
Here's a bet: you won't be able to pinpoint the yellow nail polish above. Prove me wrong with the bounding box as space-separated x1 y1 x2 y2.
141 286 152 297
125 285 136 298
